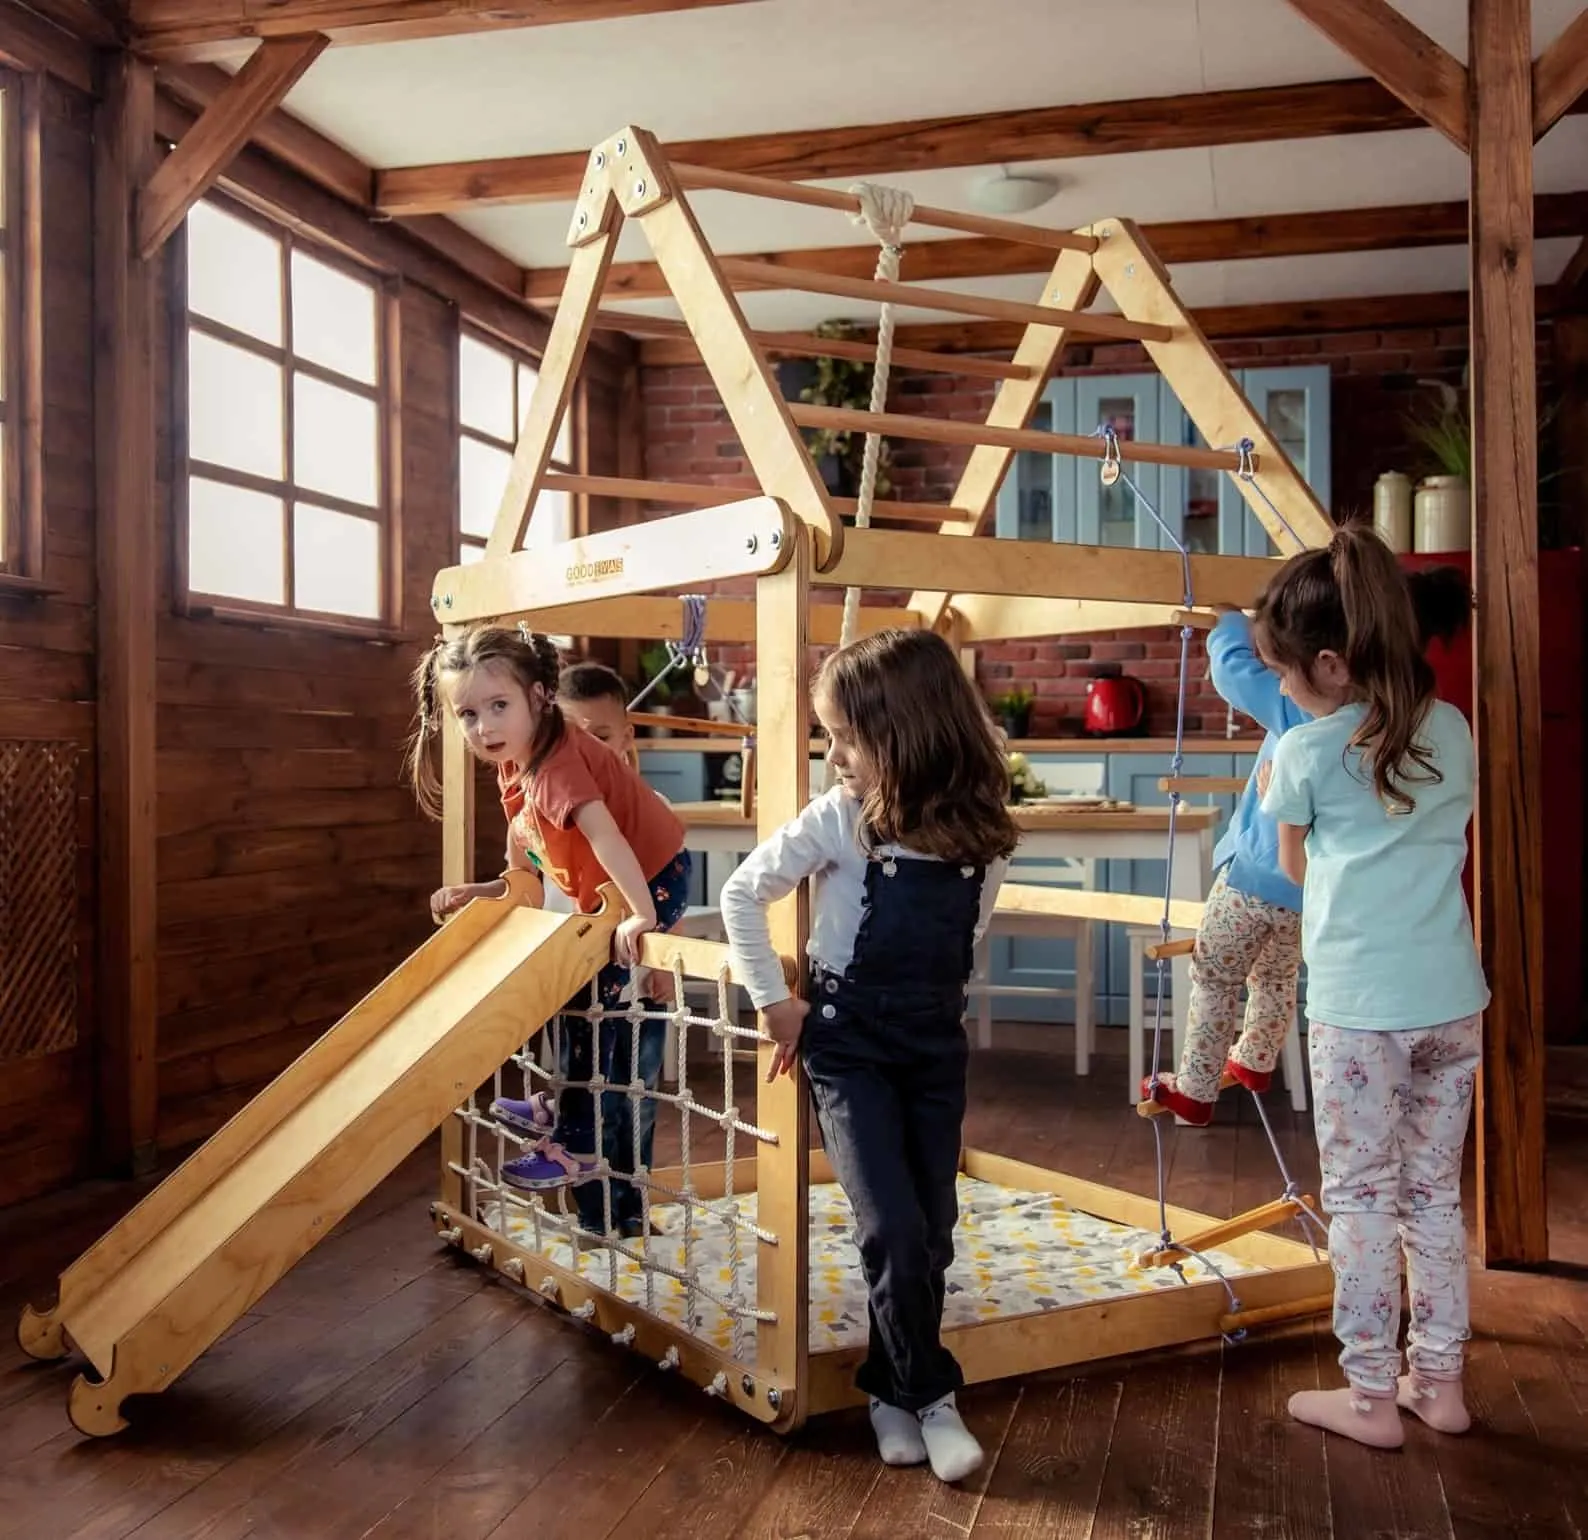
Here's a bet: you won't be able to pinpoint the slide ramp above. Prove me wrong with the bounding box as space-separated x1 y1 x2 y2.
17 874 612 1435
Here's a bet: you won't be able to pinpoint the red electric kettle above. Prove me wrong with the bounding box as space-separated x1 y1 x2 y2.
1084 675 1146 736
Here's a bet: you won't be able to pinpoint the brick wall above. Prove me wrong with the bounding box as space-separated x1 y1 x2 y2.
639 322 1553 736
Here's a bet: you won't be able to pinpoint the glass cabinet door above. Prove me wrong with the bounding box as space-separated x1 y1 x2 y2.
1075 375 1161 548
995 379 1075 541
1238 366 1332 555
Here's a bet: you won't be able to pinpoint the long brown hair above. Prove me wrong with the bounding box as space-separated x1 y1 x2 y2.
1253 522 1438 812
817 628 1018 865
406 625 564 819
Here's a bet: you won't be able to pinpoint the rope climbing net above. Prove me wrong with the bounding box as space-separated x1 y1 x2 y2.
1099 424 1331 1334
450 952 776 1363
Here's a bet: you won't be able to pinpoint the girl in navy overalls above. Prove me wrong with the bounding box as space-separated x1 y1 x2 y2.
721 629 1016 1484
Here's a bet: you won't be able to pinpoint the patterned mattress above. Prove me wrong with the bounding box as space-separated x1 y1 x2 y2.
484 1175 1263 1356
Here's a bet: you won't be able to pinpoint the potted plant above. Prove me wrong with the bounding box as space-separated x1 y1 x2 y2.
779 319 893 499
634 643 677 735
991 685 1034 739
1006 751 1047 805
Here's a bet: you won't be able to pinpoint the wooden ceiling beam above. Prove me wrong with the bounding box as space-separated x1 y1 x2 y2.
1285 0 1470 150
138 35 327 258
531 192 1588 304
1534 7 1588 139
129 0 761 62
374 76 1450 217
1557 235 1588 302
634 288 1562 367
17 0 123 48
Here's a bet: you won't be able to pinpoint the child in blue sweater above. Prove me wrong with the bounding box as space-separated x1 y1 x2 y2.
1141 565 1470 1125
1140 607 1307 1123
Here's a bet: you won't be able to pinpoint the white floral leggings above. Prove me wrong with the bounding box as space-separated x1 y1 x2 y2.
1309 1015 1481 1393
1176 872 1302 1102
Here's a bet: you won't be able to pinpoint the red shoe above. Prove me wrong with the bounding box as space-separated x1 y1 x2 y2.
1138 1074 1215 1126
1225 1059 1272 1093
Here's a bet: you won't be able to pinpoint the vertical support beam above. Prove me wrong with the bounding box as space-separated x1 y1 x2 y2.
908 245 1098 631
1469 0 1549 1265
753 524 811 1427
94 55 158 1175
439 703 476 1211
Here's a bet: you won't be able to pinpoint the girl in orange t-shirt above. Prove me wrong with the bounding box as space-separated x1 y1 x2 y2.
407 624 690 1205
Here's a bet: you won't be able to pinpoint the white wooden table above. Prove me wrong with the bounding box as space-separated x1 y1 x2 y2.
671 801 1218 1051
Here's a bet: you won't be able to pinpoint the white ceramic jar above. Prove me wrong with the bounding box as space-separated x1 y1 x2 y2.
1414 476 1470 552
1373 471 1413 553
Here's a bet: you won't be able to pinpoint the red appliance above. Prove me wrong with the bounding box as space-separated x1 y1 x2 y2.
1399 548 1584 1042
1084 675 1146 736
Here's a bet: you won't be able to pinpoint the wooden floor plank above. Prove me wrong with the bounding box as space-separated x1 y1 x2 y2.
620 1407 793 1539
1087 1342 1223 1540
970 1370 1124 1538
733 1406 883 1540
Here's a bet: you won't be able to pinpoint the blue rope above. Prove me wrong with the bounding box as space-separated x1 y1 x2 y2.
629 595 708 710
1230 437 1309 553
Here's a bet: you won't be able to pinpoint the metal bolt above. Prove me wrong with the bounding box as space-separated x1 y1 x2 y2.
1050 290 1063 303
576 210 588 230
430 595 440 609
745 535 758 553
769 529 782 547
1125 263 1137 278
633 179 647 201
594 150 605 168
741 1374 755 1397
444 594 454 608
767 1387 781 1410
615 137 627 155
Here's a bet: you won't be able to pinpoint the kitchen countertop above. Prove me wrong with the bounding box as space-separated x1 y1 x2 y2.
637 735 1263 754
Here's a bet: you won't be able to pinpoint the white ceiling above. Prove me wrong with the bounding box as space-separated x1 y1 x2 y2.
261 0 1588 320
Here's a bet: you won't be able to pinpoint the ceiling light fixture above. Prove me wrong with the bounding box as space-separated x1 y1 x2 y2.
969 167 1061 216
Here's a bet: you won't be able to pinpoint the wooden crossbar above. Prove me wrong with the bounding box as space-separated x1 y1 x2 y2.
719 257 1172 345
542 473 965 525
787 404 1257 473
997 883 1204 932
1145 937 1196 961
628 711 750 738
588 312 1033 381
1160 776 1249 795
1137 1070 1239 1120
1135 1195 1317 1269
1169 608 1219 630
672 163 1099 252
1218 1293 1335 1334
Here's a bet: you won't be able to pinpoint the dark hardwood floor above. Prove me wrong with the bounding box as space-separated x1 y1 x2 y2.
2 1026 1585 1539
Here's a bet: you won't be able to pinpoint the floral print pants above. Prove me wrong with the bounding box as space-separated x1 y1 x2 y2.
1176 873 1302 1102
1310 1015 1481 1393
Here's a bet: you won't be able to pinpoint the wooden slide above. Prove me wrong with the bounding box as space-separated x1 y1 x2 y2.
16 872 614 1436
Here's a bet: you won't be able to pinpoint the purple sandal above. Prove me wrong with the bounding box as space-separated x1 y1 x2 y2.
490 1091 555 1135
501 1141 597 1191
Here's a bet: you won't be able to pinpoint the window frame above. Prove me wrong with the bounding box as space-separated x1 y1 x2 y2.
456 319 582 564
174 191 400 634
0 67 44 590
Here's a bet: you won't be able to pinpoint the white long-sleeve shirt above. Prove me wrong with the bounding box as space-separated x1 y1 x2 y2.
719 787 1008 1009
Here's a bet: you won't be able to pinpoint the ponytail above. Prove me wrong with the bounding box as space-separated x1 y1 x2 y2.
1255 523 1439 812
404 641 447 819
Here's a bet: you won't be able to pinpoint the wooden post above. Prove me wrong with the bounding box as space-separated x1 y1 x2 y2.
753 524 811 1428
94 55 158 1176
1469 0 1548 1265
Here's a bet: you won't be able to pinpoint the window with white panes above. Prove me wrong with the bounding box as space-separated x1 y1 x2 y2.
457 326 575 563
182 198 391 623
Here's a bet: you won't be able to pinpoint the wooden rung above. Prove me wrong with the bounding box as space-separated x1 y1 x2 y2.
542 473 968 525
1135 1195 1318 1268
788 404 1256 473
672 162 1100 253
1169 608 1219 630
1160 776 1249 795
996 883 1204 932
629 711 751 739
1145 936 1196 960
590 311 1032 382
718 257 1172 345
1137 1070 1238 1118
1217 1293 1334 1335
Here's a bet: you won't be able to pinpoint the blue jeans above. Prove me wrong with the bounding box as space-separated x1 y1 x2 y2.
553 850 690 1230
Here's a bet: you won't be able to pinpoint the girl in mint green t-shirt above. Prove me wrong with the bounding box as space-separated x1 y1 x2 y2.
1254 524 1487 1454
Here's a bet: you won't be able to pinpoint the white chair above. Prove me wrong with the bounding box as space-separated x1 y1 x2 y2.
967 760 1103 1073
1126 922 1307 1111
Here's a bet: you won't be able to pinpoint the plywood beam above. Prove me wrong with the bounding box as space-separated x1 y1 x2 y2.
539 193 1588 306
130 0 760 61
373 77 1462 216
139 35 327 259
94 54 160 1175
1286 0 1470 150
1469 0 1548 1267
1534 7 1588 139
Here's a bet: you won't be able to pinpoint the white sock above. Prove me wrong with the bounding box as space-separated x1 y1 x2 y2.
869 1397 927 1466
917 1393 983 1483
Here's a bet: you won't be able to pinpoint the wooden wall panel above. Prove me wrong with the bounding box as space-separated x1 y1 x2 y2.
0 79 98 1208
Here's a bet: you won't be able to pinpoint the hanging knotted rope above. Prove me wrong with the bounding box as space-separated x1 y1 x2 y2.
838 182 914 651
629 594 708 710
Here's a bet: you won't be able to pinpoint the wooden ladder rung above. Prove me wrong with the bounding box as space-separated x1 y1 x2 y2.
1218 1292 1334 1335
541 474 970 525
1145 936 1196 961
1160 776 1249 795
1138 1068 1237 1119
1134 1195 1318 1269
629 711 751 739
671 162 1099 253
719 257 1173 345
1169 608 1219 630
787 404 1256 473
